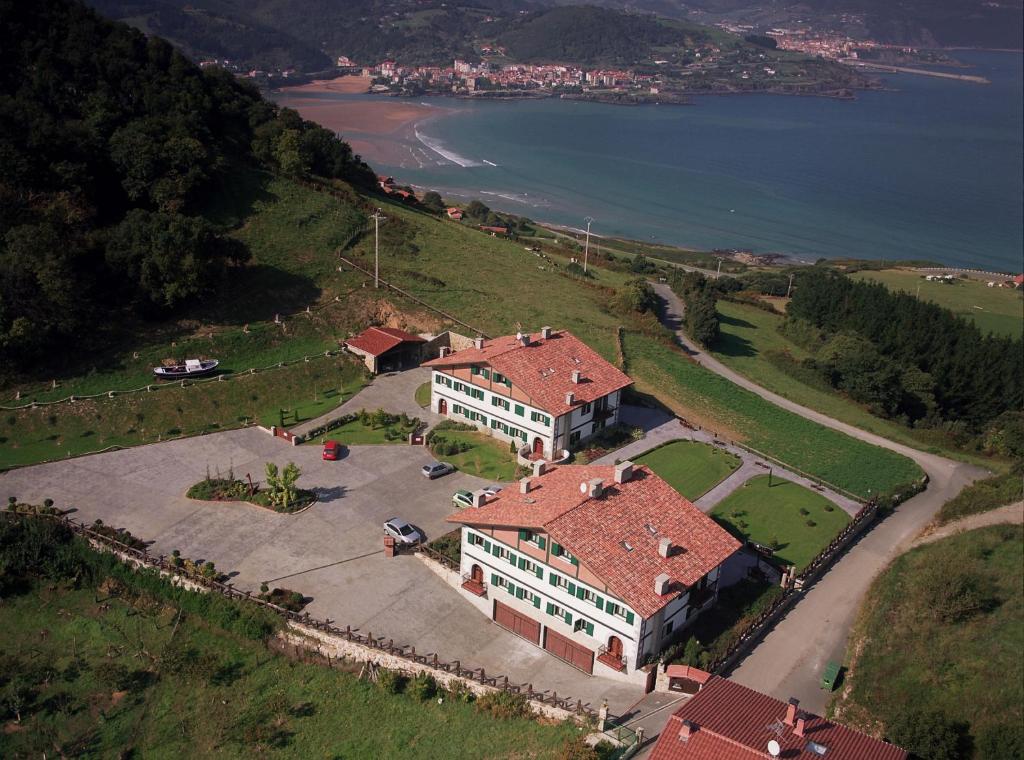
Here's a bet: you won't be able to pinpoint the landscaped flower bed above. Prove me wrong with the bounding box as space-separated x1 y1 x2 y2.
303 408 420 445
259 585 309 612
186 463 315 514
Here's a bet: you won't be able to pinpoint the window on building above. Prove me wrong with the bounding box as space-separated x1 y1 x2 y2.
481 369 490 380
582 588 598 604
663 620 674 637
582 402 592 415
471 366 479 375
435 375 443 384
530 411 550 426
522 589 541 608
569 431 582 445
546 602 571 625
514 404 525 417
574 617 595 636
550 573 569 592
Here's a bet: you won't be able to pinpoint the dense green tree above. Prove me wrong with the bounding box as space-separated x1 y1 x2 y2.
886 709 967 760
421 191 444 213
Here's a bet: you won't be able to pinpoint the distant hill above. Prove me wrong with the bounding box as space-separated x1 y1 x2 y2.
0 0 374 363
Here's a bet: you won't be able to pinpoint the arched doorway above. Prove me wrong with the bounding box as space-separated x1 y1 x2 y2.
532 437 544 457
438 398 447 415
471 563 483 584
607 635 623 660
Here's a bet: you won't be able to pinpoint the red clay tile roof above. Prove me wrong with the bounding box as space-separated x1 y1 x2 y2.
344 327 425 357
664 665 712 685
448 464 740 618
649 677 908 760
422 330 631 416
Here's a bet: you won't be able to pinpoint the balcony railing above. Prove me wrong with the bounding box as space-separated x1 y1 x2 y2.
597 645 627 672
461 574 487 597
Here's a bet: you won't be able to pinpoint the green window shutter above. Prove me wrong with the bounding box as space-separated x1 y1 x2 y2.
504 377 512 387
515 404 524 416
471 366 479 375
546 602 554 615
483 539 491 552
535 566 543 579
482 369 490 380
490 573 498 585
517 556 526 570
596 597 604 611
533 596 541 609
518 529 527 540
585 622 594 636
538 537 546 550
568 582 576 596
570 555 579 567
508 553 517 565
625 611 635 625
516 587 524 600
548 573 558 587
551 543 562 556
564 612 572 625
506 582 515 595
491 544 500 557
575 587 585 600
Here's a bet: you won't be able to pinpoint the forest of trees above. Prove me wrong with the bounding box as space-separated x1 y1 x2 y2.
0 0 375 366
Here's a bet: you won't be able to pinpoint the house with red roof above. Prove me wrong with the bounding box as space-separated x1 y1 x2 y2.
421 327 632 459
343 326 426 374
447 462 741 680
649 675 907 760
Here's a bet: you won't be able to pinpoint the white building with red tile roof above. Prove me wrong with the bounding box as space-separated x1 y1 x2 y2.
650 676 907 760
447 462 741 681
421 327 632 459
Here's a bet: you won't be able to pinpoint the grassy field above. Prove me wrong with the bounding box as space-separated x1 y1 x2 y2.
0 584 577 758
834 524 1023 757
849 269 1023 339
302 415 418 445
634 440 741 500
935 471 1023 525
0 357 367 470
711 300 996 467
415 381 432 408
431 430 519 481
710 475 851 570
623 331 924 499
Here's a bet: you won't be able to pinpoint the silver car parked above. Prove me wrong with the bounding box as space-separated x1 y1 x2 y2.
383 517 423 545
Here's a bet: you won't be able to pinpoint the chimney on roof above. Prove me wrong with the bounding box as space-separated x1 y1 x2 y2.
614 461 633 484
439 346 450 358
795 716 807 738
473 336 484 350
586 478 604 498
566 391 575 406
678 719 696 742
520 477 532 494
785 698 800 726
571 369 582 384
654 572 671 596
471 490 488 508
532 459 547 477
658 537 673 558
540 326 552 339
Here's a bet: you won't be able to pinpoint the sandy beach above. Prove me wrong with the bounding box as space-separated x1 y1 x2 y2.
273 76 454 167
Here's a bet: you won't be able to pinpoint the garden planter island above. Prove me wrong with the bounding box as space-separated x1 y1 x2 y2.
186 462 316 514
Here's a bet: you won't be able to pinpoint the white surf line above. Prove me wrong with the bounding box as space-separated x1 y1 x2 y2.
414 125 482 167
482 159 499 166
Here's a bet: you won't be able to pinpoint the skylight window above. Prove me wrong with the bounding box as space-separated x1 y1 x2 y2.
644 523 658 535
806 742 828 756
620 541 633 552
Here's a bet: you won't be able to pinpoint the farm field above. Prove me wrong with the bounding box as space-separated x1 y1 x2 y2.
709 475 850 570
622 331 924 500
0 534 577 758
634 440 741 500
849 268 1022 339
834 524 1023 758
711 300 995 467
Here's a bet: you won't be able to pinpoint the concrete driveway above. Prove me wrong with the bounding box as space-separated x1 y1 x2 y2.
2 423 644 714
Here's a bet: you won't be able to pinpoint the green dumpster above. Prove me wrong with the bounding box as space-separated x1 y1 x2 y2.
821 661 841 691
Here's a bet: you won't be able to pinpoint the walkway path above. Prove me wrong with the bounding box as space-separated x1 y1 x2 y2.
291 366 441 437
912 501 1023 548
650 283 989 716
594 406 861 517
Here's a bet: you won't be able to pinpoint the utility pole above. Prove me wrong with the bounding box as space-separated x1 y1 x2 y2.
583 217 594 274
786 273 794 299
370 208 386 288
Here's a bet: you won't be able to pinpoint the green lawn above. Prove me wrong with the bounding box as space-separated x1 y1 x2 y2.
415 381 432 408
709 475 851 570
623 332 924 500
303 415 418 445
711 300 997 468
431 430 519 481
935 471 1023 526
634 440 741 500
0 571 576 758
835 524 1023 757
849 268 1023 339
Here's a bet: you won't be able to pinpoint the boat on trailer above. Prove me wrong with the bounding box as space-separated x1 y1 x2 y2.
152 358 219 380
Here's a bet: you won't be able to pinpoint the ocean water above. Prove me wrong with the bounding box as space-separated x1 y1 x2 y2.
310 52 1024 271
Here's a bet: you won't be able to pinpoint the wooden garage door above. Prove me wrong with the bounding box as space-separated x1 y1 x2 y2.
543 628 594 674
493 600 541 645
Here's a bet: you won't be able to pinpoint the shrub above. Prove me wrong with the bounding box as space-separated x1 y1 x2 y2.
408 673 438 701
445 679 475 703
260 582 269 594
43 498 54 508
475 690 532 720
557 737 602 760
805 519 816 527
824 504 834 512
886 709 967 760
376 669 407 694
798 508 809 516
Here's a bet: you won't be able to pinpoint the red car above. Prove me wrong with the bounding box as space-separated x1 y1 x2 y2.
322 440 344 460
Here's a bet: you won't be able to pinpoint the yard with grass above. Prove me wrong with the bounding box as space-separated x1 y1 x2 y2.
834 524 1023 759
0 520 578 759
711 300 998 468
623 332 924 500
634 440 741 500
710 475 851 570
302 411 419 445
428 427 519 481
849 268 1023 339
415 381 432 408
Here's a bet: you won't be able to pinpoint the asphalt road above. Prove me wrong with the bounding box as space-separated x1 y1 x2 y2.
651 283 989 715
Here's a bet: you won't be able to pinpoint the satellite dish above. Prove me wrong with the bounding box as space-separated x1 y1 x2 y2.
579 482 588 494
767 740 781 757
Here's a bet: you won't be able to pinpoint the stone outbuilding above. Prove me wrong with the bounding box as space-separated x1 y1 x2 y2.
343 326 426 374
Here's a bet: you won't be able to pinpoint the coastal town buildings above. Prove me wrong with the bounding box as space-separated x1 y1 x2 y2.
421 328 631 459
649 675 908 759
448 461 741 679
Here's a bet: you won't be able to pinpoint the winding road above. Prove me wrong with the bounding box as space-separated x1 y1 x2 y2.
651 283 989 714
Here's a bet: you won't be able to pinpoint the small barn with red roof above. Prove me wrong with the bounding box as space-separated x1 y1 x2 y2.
343 326 426 374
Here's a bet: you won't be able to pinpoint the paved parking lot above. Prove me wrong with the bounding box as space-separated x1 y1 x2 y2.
2 423 645 713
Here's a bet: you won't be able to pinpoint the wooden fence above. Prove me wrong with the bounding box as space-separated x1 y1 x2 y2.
4 510 601 722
